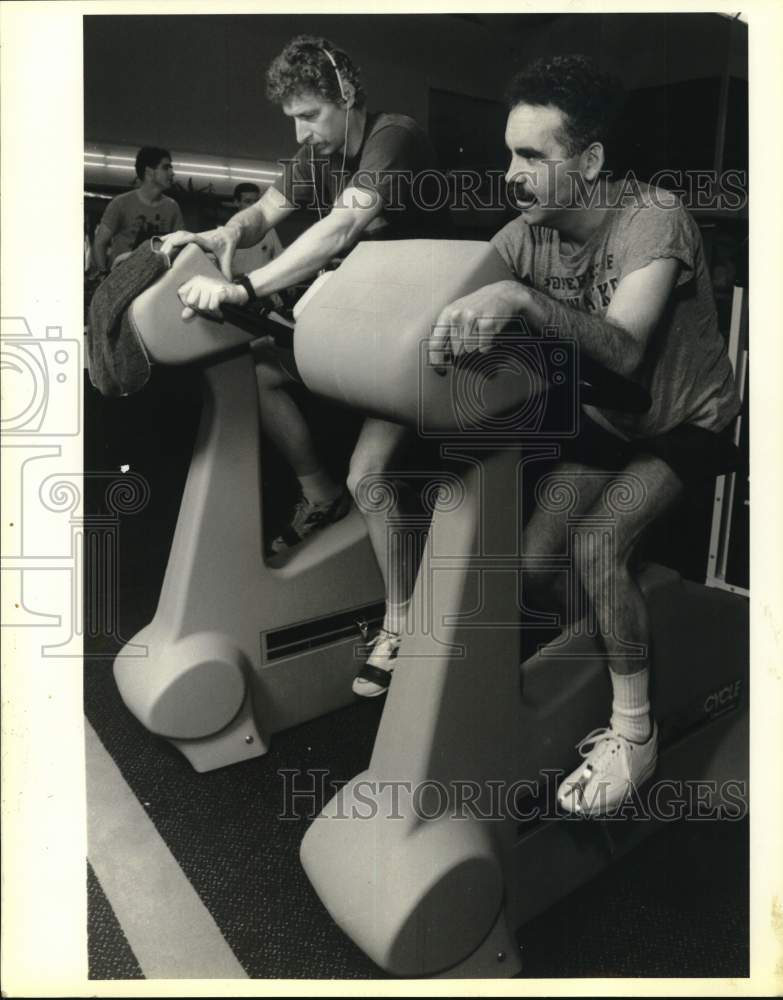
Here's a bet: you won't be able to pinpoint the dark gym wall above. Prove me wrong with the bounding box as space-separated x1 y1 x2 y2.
83 14 518 158
84 12 747 159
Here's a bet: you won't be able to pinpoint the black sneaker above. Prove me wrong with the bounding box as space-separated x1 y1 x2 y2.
269 489 351 554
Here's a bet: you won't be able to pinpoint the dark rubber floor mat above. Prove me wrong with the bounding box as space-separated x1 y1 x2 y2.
85 657 389 978
517 816 748 977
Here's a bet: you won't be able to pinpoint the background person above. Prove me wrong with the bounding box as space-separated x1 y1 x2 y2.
92 146 184 275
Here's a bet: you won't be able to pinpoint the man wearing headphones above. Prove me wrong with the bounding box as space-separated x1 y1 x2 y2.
162 35 451 693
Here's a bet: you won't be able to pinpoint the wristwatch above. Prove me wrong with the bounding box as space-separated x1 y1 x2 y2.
232 274 257 304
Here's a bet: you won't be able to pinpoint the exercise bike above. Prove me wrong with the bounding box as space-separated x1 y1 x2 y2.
115 240 749 977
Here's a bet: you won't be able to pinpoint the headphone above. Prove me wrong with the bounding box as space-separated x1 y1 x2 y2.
321 47 352 108
310 47 352 222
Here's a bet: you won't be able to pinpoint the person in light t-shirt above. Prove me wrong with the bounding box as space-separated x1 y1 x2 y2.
93 146 184 274
431 55 741 818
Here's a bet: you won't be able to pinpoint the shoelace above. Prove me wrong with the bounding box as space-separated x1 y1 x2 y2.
291 496 331 530
575 727 633 782
367 628 401 660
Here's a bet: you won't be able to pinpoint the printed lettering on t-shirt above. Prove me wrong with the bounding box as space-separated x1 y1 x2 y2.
582 276 620 312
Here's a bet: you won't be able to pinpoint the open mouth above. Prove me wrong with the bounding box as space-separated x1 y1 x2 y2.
515 193 538 210
511 186 538 210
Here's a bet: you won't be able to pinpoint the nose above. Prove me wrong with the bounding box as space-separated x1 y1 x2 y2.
506 164 535 197
295 121 312 145
505 158 526 187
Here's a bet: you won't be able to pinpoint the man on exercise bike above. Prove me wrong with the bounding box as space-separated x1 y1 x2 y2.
161 34 451 693
430 55 740 817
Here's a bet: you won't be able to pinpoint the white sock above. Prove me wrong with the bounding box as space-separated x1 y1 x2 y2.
382 601 409 636
609 667 652 743
297 469 340 505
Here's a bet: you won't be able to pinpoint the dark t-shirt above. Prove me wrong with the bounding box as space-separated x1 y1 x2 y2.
273 110 452 241
491 183 740 437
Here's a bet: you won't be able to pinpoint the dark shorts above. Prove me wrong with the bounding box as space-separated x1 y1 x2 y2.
248 314 301 382
558 412 741 488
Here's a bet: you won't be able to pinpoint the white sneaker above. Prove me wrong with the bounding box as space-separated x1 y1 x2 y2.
352 628 401 698
557 723 658 817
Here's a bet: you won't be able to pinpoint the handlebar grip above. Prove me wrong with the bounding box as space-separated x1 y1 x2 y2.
218 302 294 351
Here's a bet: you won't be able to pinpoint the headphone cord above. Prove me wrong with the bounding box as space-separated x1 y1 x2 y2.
310 106 351 222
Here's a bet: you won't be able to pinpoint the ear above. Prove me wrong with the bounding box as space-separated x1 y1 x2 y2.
581 141 605 180
342 83 356 110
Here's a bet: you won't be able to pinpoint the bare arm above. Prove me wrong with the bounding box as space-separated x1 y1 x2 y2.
160 184 296 279
222 185 296 249
175 186 384 316
241 185 382 296
92 224 113 273
430 258 681 379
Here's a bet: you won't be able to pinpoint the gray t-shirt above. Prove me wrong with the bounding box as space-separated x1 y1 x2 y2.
491 183 740 437
100 189 185 260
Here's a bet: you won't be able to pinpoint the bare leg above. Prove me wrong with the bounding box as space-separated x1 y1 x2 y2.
530 453 685 814
254 358 326 478
522 455 682 670
573 453 683 676
348 418 429 695
347 418 424 612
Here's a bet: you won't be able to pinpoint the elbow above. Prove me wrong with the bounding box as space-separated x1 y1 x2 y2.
614 328 645 380
320 211 366 258
329 223 361 258
618 352 643 381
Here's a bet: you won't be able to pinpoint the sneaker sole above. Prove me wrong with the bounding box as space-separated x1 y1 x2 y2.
352 677 392 699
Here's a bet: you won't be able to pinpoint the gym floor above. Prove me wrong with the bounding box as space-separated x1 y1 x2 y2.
84 367 749 981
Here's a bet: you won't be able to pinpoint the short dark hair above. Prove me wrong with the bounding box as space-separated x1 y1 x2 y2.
265 34 365 109
505 55 624 157
135 146 172 181
233 182 261 201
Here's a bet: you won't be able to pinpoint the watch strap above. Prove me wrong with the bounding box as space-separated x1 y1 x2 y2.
232 273 257 303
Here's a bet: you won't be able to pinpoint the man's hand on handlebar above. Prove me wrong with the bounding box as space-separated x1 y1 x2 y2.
429 280 529 370
176 274 248 320
160 225 240 281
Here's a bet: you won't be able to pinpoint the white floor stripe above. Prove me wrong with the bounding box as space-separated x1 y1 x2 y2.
85 720 248 980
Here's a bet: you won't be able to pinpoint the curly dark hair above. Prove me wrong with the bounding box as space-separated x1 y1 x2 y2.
505 55 624 157
265 34 365 109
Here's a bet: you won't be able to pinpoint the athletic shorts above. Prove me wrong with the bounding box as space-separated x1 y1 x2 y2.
248 317 301 383
557 412 741 488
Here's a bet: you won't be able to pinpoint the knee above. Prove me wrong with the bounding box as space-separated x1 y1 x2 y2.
520 530 561 610
254 360 286 391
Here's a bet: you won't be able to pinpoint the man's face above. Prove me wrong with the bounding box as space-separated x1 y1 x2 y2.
149 157 175 190
504 103 583 227
235 190 261 210
282 92 348 156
